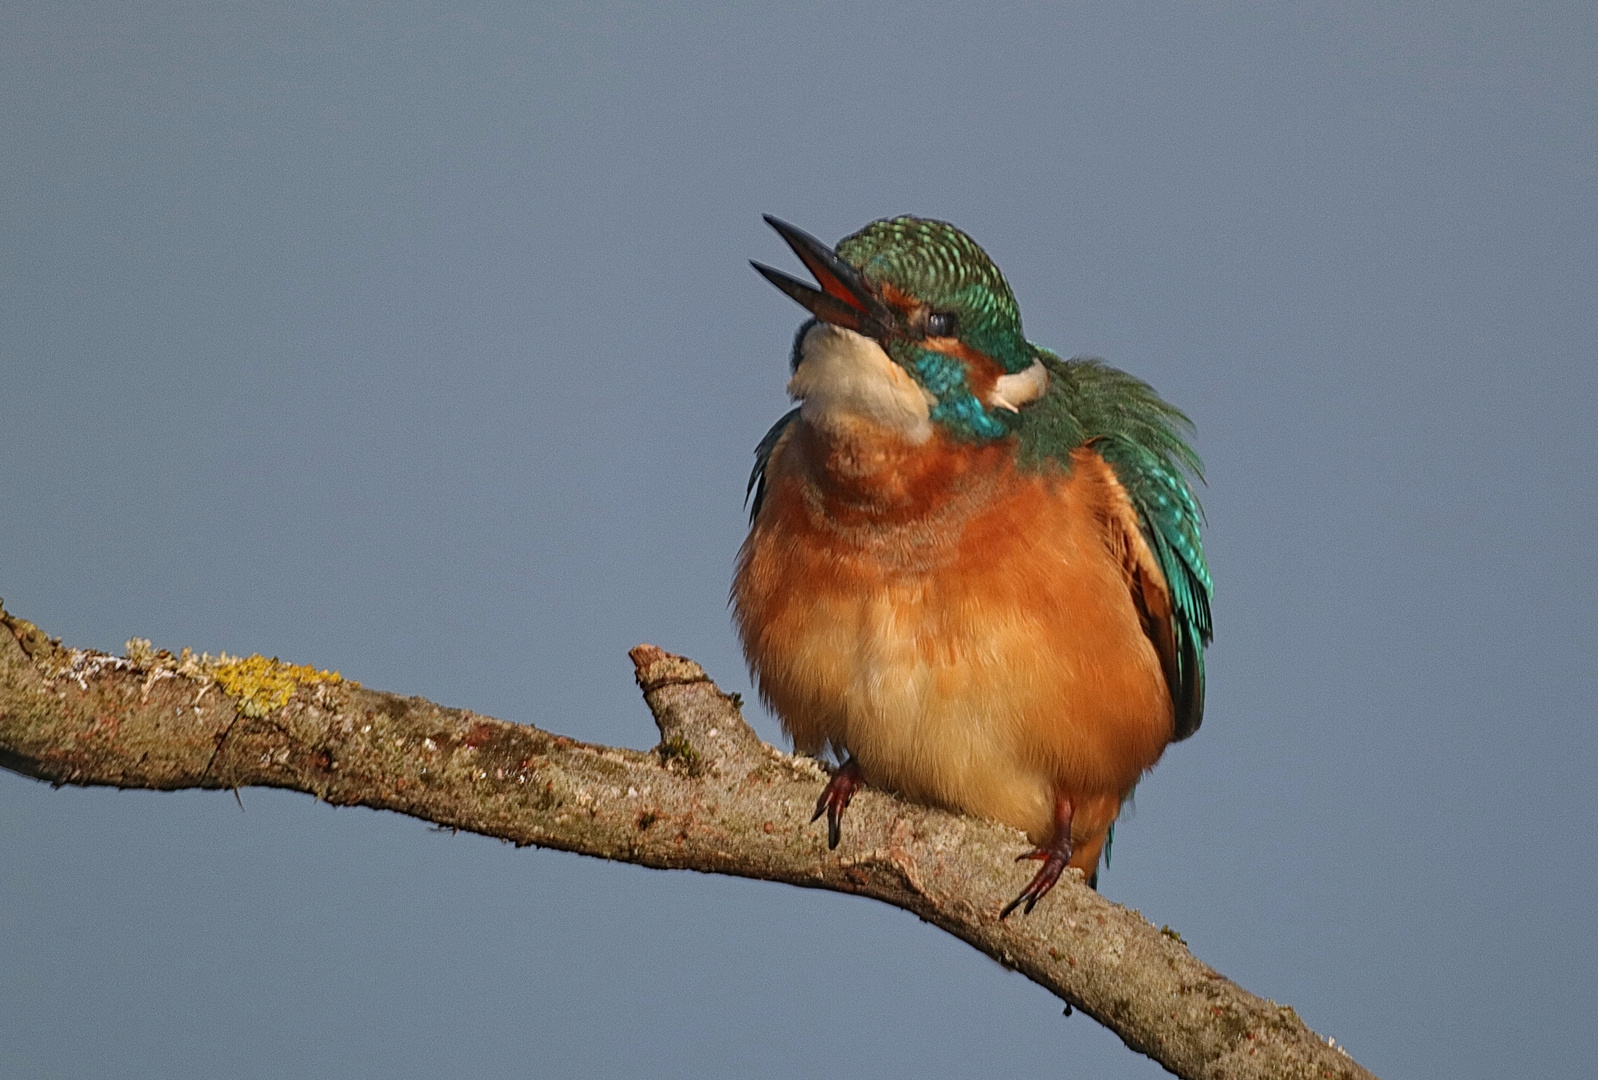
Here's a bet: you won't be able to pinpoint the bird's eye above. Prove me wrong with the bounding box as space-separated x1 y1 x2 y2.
926 312 958 337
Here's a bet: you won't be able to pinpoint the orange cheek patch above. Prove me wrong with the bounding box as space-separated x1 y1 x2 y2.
875 281 919 316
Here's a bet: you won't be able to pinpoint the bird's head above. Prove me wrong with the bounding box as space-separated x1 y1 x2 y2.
753 215 1049 441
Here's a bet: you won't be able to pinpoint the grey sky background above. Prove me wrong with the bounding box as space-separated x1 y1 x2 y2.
3 3 1595 1077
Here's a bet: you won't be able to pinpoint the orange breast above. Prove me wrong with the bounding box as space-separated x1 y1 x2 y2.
732 417 1174 862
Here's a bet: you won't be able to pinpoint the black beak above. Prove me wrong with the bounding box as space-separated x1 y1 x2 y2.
751 215 898 338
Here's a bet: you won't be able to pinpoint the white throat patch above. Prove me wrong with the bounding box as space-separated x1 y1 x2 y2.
787 324 934 443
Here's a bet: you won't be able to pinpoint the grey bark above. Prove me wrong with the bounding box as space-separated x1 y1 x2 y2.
0 601 1374 1080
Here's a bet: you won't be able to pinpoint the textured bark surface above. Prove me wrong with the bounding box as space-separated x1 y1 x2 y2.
0 601 1374 1080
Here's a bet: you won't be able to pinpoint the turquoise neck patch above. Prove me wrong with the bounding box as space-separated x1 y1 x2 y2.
907 346 1010 441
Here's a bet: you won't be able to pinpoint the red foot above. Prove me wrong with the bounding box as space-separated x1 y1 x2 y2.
1000 795 1075 920
811 758 863 849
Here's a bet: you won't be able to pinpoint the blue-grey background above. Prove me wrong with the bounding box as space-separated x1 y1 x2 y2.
3 3 1594 1077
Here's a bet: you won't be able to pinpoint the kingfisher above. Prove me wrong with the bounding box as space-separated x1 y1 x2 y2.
733 215 1212 917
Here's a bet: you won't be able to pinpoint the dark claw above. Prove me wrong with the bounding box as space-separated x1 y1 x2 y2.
1000 848 1070 920
999 794 1075 920
811 758 863 850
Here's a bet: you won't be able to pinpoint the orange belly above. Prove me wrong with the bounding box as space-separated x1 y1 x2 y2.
733 419 1174 872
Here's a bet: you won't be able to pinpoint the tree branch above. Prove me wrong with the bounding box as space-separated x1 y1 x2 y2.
0 601 1373 1080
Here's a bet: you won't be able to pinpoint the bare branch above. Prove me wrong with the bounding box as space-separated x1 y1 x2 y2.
0 602 1374 1080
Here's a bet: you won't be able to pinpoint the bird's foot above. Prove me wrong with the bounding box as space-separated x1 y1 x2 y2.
1000 796 1075 920
1000 846 1071 920
811 758 863 850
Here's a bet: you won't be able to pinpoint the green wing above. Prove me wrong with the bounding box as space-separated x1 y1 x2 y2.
1018 354 1214 740
745 321 816 521
746 407 801 522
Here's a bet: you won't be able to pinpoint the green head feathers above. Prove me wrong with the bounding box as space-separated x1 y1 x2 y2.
836 217 1034 376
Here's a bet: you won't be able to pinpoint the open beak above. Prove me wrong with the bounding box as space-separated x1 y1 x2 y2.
751 215 899 339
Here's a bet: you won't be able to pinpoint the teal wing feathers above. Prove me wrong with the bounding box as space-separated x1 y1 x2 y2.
746 320 815 521
747 407 801 521
1020 354 1214 740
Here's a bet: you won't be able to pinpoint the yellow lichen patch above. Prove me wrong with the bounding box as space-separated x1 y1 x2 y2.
125 638 157 666
212 654 344 718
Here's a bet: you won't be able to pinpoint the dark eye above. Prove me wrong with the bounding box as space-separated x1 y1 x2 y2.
926 311 958 337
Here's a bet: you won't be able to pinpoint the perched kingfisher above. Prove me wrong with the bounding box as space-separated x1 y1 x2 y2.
733 216 1212 917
